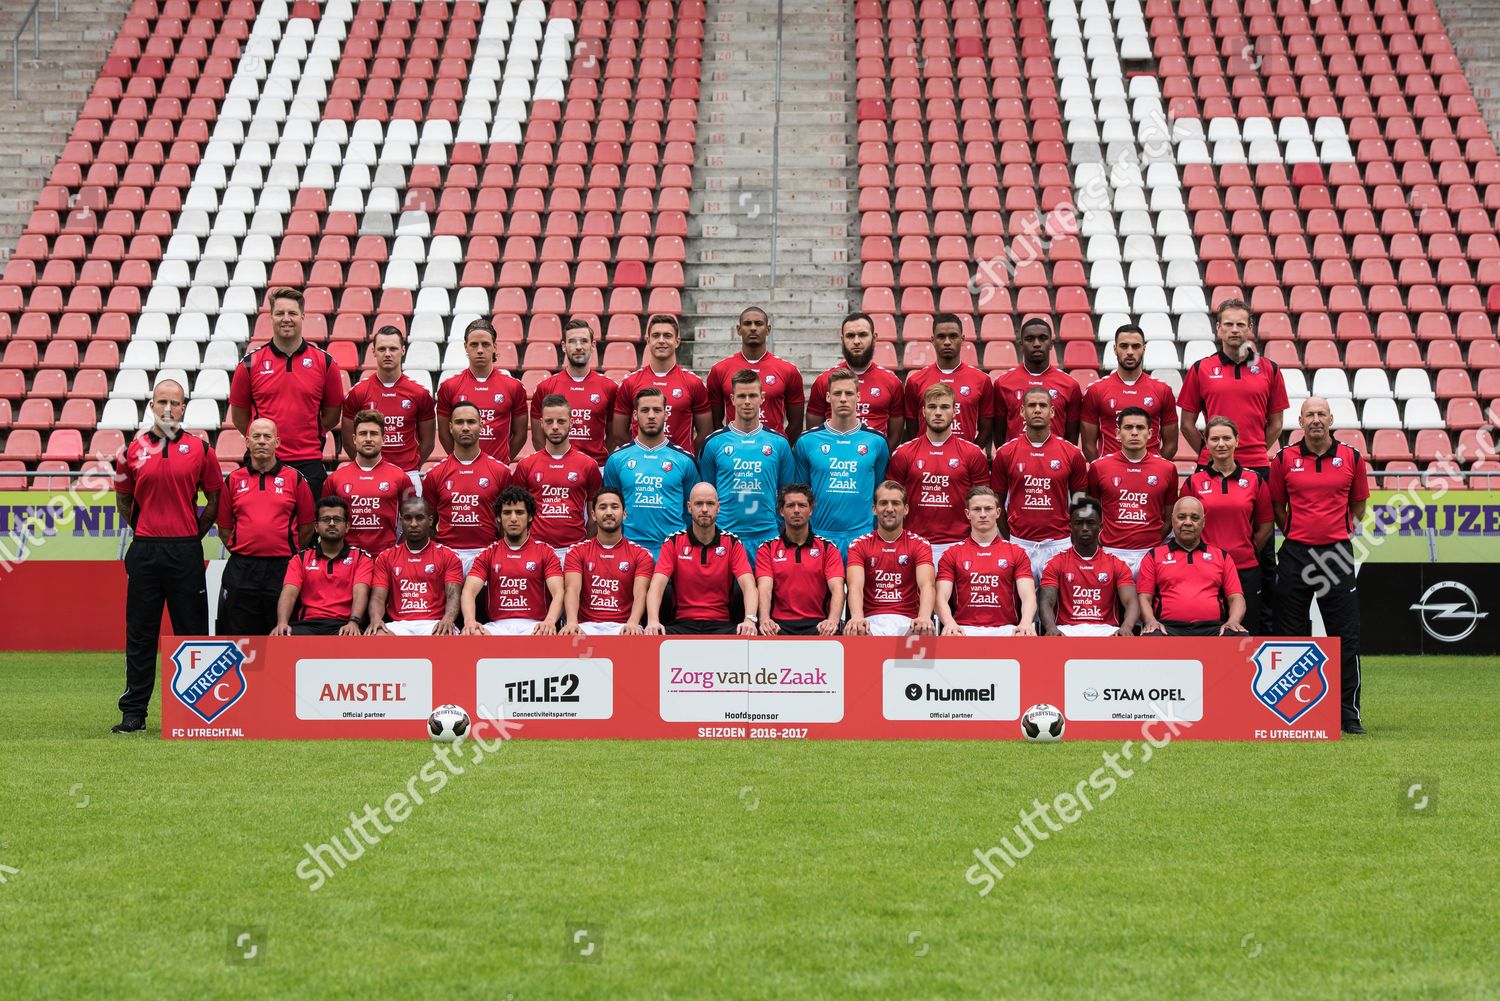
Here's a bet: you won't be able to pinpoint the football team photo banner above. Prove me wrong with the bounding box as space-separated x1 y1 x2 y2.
160 636 1341 742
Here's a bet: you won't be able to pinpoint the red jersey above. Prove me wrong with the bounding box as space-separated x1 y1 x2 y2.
706 351 806 434
993 364 1083 443
436 368 528 462
806 362 905 435
849 529 933 617
886 433 992 544
1178 349 1289 466
1080 372 1178 456
902 363 996 444
1137 540 1241 622
421 454 513 550
115 431 223 538
1040 546 1134 627
512 447 604 548
229 340 345 461
323 458 412 553
613 364 710 455
219 462 315 557
1086 452 1179 550
654 529 752 621
372 539 464 621
755 534 844 621
468 536 562 622
564 537 656 624
1270 437 1370 546
1184 464 1272 570
529 370 618 464
283 544 376 621
936 536 1033 628
341 373 435 471
992 434 1089 541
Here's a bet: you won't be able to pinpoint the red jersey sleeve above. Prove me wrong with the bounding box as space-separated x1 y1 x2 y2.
611 375 633 417
730 538 751 578
902 377 921 421
585 460 603 498
509 381 528 422
1013 548 1035 581
806 373 829 420
1080 384 1101 427
435 378 455 418
633 545 656 578
977 375 996 421
913 535 934 569
341 384 363 420
1177 363 1203 415
654 540 678 578
355 551 376 587
441 548 465 586
1350 450 1370 503
989 443 1011 494
543 547 563 580
1112 555 1135 588
1268 364 1289 412
1040 557 1061 590
201 445 225 492
321 355 346 409
563 546 584 575
885 442 910 487
1136 551 1159 596
754 541 775 578
1163 465 1180 509
689 376 710 416
821 542 844 578
706 360 728 411
935 548 958 583
284 555 307 589
228 362 252 410
1061 381 1082 426
421 466 440 503
1252 473 1273 525
966 442 990 484
415 386 436 421
1159 383 1179 426
373 550 393 591
1068 448 1088 493
1220 552 1243 595
216 477 236 535
1268 452 1288 504
785 365 806 406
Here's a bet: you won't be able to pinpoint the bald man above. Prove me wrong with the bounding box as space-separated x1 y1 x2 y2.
645 483 758 635
1137 497 1247 636
216 417 316 635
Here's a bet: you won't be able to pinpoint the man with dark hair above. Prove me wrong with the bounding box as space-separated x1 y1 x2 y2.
1087 406 1179 576
707 306 806 440
340 324 435 490
461 486 565 636
422 400 513 575
530 317 617 464
602 386 702 558
755 484 845 636
514 392 604 563
1040 496 1139 637
1138 497 1248 637
936 486 1037 636
807 311 905 447
794 366 890 559
323 408 413 554
611 313 712 455
992 387 1088 578
436 317 529 462
886 382 990 564
845 480 937 637
273 495 374 636
1080 323 1177 461
993 317 1081 445
645 483 758 635
562 488 655 636
902 312 994 448
367 496 463 636
699 369 796 566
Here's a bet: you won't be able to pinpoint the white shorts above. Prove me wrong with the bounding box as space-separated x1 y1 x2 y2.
866 613 915 636
406 470 423 497
483 618 541 636
1105 546 1151 577
578 621 625 636
956 624 1017 637
552 545 572 567
929 542 958 566
385 619 441 636
454 547 484 576
1058 623 1120 637
1011 536 1070 579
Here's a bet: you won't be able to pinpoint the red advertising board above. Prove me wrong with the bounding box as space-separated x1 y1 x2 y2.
159 635 1341 741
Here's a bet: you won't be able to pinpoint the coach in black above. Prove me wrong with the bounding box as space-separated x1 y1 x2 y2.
113 379 223 734
1271 397 1371 734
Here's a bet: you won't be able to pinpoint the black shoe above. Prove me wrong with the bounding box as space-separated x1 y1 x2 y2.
1341 722 1367 735
111 716 146 734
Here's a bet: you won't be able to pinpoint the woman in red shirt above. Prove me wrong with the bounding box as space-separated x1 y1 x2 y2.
1181 417 1273 633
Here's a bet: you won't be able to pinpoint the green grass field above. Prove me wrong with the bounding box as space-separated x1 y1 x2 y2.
1 653 1495 1000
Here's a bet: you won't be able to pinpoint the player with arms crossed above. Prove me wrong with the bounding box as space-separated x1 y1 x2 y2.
273 495 374 636
529 318 617 465
793 368 889 559
602 387 702 558
755 484 845 636
436 318 528 463
1039 497 1139 637
707 306 805 439
806 311 905 448
461 486 564 636
514 393 603 564
698 370 796 565
845 481 937 637
367 497 463 636
423 401 513 574
992 388 1089 578
562 488 655 636
1086 406 1179 576
324 409 413 554
340 324 435 492
902 313 995 448
936 486 1037 636
886 383 990 564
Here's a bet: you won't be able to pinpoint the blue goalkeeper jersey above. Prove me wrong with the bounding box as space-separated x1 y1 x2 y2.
698 423 796 543
602 439 701 555
793 421 890 543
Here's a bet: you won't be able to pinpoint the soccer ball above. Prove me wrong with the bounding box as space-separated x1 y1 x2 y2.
427 704 470 743
1021 703 1066 743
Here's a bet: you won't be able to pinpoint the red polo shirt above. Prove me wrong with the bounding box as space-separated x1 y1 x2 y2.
655 529 752 621
229 340 345 461
1040 546 1134 626
849 529 933 617
115 431 223 538
219 462 315 557
992 434 1089 541
565 537 656 623
323 458 413 554
993 364 1083 443
707 350 806 435
512 446 604 548
436 368 528 462
1269 437 1370 545
806 361 905 434
1087 451 1180 550
421 453 513 550
529 369 618 464
284 544 376 620
903 362 996 444
936 536 1033 628
342 373 435 471
1080 371 1178 455
1184 464 1272 570
886 432 992 544
372 539 464 621
613 364 710 455
755 534 844 621
1178 349 1289 466
467 537 562 622
1137 539 1242 622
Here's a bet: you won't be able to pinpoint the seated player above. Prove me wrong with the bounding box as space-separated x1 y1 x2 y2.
272 495 374 636
645 483 758 636
755 484 845 636
936 486 1037 637
561 488 655 636
845 480 937 637
1137 496 1248 636
1039 497 1139 637
367 497 463 636
461 486 564 636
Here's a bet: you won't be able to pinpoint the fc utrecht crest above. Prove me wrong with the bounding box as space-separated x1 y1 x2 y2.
170 640 247 724
1251 641 1329 725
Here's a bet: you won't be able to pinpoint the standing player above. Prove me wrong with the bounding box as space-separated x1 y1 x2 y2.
845 481 937 637
755 484 845 636
561 488 655 636
514 393 604 563
529 317 617 465
993 317 1082 445
366 497 463 636
272 495 374 636
422 401 513 574
1270 397 1370 733
698 370 796 564
610 314 712 455
339 324 435 492
602 387 702 558
113 379 222 734
1137 497 1247 636
886 383 990 564
992 388 1089 578
706 306 806 440
1039 497 1139 637
217 418 316 635
936 486 1037 636
228 287 344 498
1086 407 1179 576
902 312 995 448
323 409 413 554
1184 417 1273 633
645 483 758 635
806 311 905 447
436 317 528 462
461 486 565 636
1079 323 1178 460
793 368 889 558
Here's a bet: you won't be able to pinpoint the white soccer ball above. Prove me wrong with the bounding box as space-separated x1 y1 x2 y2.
427 704 471 743
1021 703 1066 743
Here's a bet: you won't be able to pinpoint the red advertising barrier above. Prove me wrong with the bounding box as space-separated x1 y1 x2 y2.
159 636 1341 741
0 562 127 650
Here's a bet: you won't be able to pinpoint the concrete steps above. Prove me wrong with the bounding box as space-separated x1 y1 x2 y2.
1432 1 1500 146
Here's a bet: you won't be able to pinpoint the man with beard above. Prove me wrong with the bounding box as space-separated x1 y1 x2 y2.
514 393 604 564
806 311 905 448
562 488 655 636
902 312 995 449
993 317 1081 445
707 306 805 440
1079 323 1178 460
422 401 513 575
461 486 565 636
272 495 374 636
530 317 616 464
436 317 529 462
323 408 413 554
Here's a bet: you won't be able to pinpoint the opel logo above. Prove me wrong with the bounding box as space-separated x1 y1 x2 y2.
1410 581 1488 643
1082 687 1099 702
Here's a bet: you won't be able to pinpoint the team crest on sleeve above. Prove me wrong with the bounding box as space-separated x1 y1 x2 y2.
170 641 247 724
1251 642 1330 725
